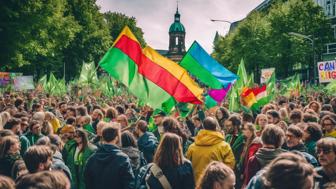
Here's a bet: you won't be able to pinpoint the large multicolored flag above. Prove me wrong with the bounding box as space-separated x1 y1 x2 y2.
99 26 203 110
180 41 237 89
180 41 236 108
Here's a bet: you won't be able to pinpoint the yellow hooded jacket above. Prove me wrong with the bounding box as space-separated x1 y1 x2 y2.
186 129 235 183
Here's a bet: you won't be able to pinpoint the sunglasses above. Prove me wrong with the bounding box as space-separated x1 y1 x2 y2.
316 148 333 155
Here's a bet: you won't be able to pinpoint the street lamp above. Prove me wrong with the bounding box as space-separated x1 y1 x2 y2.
288 32 316 83
210 19 232 24
211 19 233 35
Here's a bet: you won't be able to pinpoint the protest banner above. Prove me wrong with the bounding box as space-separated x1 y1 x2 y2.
0 72 23 87
318 60 336 83
13 76 35 90
0 72 11 86
260 68 275 84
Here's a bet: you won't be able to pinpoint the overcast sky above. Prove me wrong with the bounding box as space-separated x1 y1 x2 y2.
96 0 264 53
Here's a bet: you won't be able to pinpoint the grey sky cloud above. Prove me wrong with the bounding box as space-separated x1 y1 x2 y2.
96 0 264 53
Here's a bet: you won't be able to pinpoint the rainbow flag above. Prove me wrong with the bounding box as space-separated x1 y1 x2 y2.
99 26 203 110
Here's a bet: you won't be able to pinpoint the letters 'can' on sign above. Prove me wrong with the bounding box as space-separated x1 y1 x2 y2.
318 60 336 83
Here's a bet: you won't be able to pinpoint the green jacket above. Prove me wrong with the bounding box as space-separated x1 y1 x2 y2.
63 139 97 189
305 140 317 158
225 132 244 162
19 135 30 156
24 132 44 145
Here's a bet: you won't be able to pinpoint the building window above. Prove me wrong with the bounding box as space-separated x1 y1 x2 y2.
176 37 178 45
327 0 332 16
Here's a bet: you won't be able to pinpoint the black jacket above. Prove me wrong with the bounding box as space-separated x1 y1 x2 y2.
136 159 195 189
84 144 135 189
137 132 158 163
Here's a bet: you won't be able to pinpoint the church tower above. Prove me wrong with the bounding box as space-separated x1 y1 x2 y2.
167 5 186 62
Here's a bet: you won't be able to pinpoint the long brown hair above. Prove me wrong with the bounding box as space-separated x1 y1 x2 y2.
240 123 257 162
75 129 89 153
0 135 19 158
153 133 184 169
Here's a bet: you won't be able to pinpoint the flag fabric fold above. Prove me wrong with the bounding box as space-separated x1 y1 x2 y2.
208 83 232 103
99 26 203 110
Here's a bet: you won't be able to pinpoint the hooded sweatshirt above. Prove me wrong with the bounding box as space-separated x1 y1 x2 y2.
244 147 286 186
186 129 235 182
84 144 135 189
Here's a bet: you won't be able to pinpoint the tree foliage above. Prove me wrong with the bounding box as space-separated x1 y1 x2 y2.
104 12 146 47
0 0 146 80
213 0 333 81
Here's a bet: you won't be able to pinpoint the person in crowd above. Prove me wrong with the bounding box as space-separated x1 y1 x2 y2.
241 112 254 125
238 123 262 188
284 125 307 152
244 124 286 186
65 107 77 120
125 108 137 123
23 145 53 174
24 120 44 145
321 115 336 138
134 120 158 163
303 122 323 157
266 110 280 125
104 107 118 122
4 118 30 155
289 109 303 125
20 116 29 134
57 101 68 120
45 111 61 134
162 117 192 153
138 133 195 189
63 129 97 189
77 106 88 117
90 121 107 146
91 109 104 132
121 130 146 176
65 116 77 127
0 175 15 189
279 108 289 122
35 135 72 180
191 115 203 136
16 170 70 189
308 101 321 115
225 115 244 162
84 124 135 189
197 161 235 189
0 111 11 129
315 137 336 188
116 114 129 128
59 124 76 144
152 111 166 141
246 152 315 189
0 135 26 179
215 107 230 130
254 114 268 136
186 117 235 182
77 115 95 135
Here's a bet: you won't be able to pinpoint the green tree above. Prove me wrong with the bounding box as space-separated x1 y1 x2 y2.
103 12 146 47
62 0 112 80
0 0 80 76
213 0 332 81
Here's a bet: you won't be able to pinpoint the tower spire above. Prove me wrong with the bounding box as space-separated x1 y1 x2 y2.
176 0 179 13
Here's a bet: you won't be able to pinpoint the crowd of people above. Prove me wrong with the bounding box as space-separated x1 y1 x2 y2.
0 90 336 189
